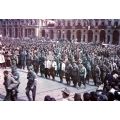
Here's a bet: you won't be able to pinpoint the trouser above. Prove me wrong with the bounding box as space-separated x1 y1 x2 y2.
45 68 50 79
78 76 86 87
49 67 56 80
72 76 78 87
4 89 17 101
100 73 106 84
4 89 12 101
86 70 91 83
56 69 59 76
94 76 101 86
20 60 26 69
33 65 39 74
26 86 36 101
65 73 71 85
59 70 64 83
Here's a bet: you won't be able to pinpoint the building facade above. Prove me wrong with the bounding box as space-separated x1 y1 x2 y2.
0 19 39 38
0 19 120 44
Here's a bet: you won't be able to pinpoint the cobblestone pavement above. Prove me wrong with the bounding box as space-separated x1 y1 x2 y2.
0 68 97 101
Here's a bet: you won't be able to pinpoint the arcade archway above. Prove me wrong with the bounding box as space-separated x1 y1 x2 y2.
3 28 6 36
100 30 106 43
15 28 18 38
49 30 54 39
88 30 93 42
42 30 45 37
76 30 81 42
67 30 71 41
112 30 119 45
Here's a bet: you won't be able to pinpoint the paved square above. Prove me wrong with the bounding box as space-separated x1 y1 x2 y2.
0 68 97 101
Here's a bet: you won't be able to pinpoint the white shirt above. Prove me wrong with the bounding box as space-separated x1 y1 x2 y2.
52 61 57 70
61 62 65 71
45 60 51 69
0 53 5 63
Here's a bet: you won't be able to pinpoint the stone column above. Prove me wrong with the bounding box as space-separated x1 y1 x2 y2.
97 30 100 43
74 30 77 40
108 34 112 44
85 31 88 43
105 30 108 44
22 28 25 38
38 28 41 39
53 30 57 40
61 29 63 39
64 30 67 40
81 29 84 42
109 31 113 44
92 30 95 43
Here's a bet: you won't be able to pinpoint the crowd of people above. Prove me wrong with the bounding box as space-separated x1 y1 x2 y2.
0 37 120 101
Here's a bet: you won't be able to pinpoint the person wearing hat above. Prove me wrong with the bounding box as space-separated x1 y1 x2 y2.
26 66 37 101
62 88 70 101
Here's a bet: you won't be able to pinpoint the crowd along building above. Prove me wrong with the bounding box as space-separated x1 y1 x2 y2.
0 19 120 44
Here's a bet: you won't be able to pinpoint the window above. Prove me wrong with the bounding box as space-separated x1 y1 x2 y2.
114 21 118 26
102 22 104 26
67 21 70 26
108 20 111 26
95 22 98 26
